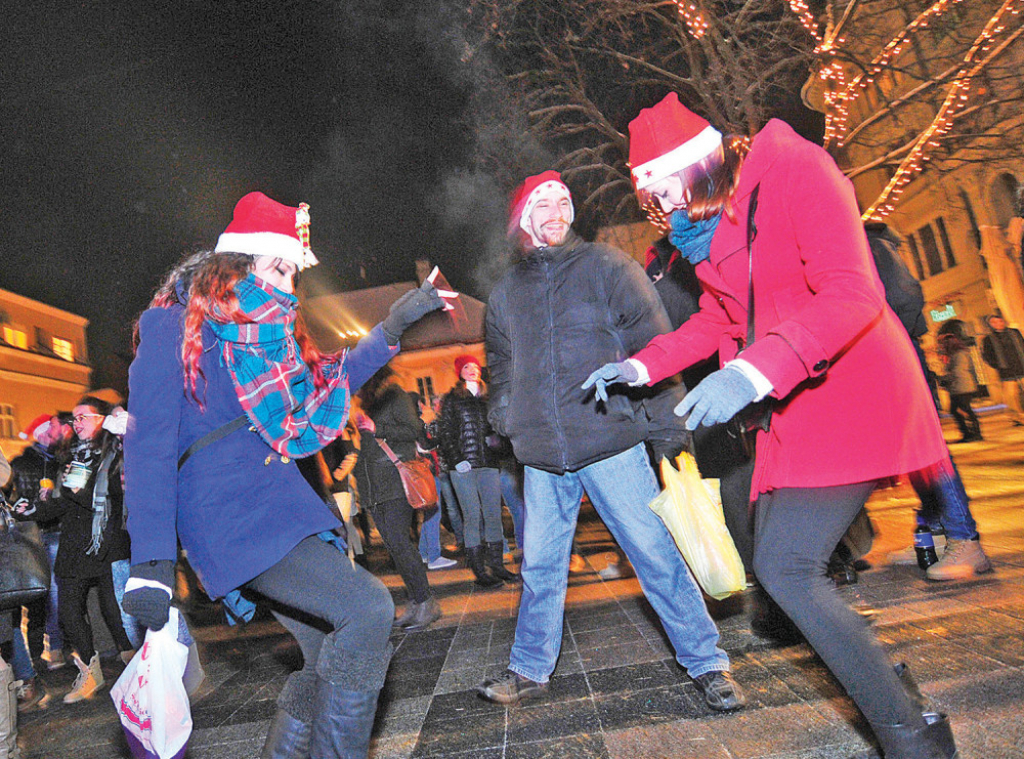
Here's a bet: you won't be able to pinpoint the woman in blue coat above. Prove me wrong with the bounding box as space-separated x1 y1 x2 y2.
122 192 444 759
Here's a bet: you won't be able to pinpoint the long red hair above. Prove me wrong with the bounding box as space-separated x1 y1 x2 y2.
140 251 329 407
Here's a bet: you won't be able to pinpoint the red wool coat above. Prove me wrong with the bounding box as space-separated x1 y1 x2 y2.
633 119 947 497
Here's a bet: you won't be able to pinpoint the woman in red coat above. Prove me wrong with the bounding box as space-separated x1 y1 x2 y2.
585 94 955 758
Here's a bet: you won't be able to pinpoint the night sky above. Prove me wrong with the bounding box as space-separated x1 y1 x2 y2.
2 1 504 393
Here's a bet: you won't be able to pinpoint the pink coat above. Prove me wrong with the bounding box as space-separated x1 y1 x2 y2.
633 119 947 497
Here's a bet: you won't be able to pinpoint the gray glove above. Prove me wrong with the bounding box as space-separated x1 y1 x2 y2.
123 560 175 631
674 367 758 431
381 280 445 345
581 361 640 402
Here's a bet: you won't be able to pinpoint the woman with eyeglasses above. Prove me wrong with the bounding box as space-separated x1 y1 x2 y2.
14 395 136 704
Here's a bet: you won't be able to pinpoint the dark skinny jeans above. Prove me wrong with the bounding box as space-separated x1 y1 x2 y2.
752 483 921 728
368 497 431 603
59 571 134 659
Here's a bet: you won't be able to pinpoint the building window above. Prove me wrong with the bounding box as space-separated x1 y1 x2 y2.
0 404 15 440
2 325 28 349
905 235 926 280
917 224 944 277
416 376 436 406
52 336 75 362
934 217 956 268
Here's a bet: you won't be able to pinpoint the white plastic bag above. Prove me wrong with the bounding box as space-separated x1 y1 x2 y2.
648 452 746 600
110 608 193 759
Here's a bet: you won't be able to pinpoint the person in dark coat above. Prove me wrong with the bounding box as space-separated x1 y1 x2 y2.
434 355 516 586
981 312 1024 425
16 396 135 704
480 171 740 713
353 366 442 632
121 192 444 759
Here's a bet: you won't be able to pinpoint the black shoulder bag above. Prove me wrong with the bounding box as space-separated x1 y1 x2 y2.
725 183 774 460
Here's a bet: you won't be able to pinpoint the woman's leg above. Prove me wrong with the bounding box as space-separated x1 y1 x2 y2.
246 535 394 758
110 559 143 650
478 468 505 545
450 471 483 549
752 484 922 727
95 570 135 654
57 577 93 660
369 498 431 603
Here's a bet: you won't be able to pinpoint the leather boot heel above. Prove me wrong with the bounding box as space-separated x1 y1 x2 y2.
467 546 502 588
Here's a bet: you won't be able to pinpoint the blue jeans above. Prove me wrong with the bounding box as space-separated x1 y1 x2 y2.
437 472 463 547
11 626 35 681
111 559 144 649
909 455 978 541
418 505 442 563
42 531 63 652
500 465 525 551
509 443 729 683
450 467 503 549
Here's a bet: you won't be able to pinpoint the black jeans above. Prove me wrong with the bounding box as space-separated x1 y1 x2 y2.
59 571 133 658
752 483 920 727
948 393 980 438
369 497 431 603
245 536 394 720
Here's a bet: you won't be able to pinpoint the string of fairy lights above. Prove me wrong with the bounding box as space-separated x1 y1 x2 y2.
656 1 1022 224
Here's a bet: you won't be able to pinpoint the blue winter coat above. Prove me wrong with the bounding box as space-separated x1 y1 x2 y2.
124 304 397 599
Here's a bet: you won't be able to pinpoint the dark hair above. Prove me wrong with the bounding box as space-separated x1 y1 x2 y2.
72 396 116 451
357 364 395 409
684 135 751 223
74 396 113 416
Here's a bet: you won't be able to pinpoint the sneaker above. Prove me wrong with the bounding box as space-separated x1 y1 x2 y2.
693 670 746 712
17 678 52 713
888 534 946 565
64 652 104 704
568 554 587 574
926 538 993 581
426 556 458 570
402 596 442 632
477 670 548 706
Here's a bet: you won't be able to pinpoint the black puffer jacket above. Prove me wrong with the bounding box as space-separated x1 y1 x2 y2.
353 384 424 508
435 382 496 470
485 233 687 474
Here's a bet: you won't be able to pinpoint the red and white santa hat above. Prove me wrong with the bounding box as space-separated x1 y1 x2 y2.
628 93 722 191
19 413 53 441
507 170 574 237
215 192 319 270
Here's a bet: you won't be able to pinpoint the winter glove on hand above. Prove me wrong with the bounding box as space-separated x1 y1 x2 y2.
123 560 175 631
650 439 686 467
581 361 640 403
381 279 445 345
674 367 757 431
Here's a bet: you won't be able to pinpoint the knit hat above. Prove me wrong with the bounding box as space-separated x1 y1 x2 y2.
215 192 320 270
507 171 574 237
19 413 52 441
628 93 723 191
454 354 480 377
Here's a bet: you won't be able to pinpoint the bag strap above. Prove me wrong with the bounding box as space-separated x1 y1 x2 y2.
744 183 761 349
178 415 248 471
376 438 401 464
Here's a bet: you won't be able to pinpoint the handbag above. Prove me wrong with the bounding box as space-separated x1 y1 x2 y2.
648 452 746 600
0 500 51 611
726 183 774 458
377 439 438 510
111 607 200 759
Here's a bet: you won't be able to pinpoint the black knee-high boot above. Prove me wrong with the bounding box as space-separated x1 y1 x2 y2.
486 541 519 582
309 681 380 759
260 708 312 759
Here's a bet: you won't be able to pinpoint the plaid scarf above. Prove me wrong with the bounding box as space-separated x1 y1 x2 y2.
208 275 351 458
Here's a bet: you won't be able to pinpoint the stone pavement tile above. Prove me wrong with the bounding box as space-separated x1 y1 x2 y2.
389 653 449 681
594 683 708 730
758 648 847 703
411 706 505 757
565 607 635 634
380 671 441 702
578 638 665 672
939 717 1024 759
925 668 1024 752
585 660 681 698
191 695 277 727
603 720 731 759
506 733 610 758
507 697 602 745
757 743 870 759
728 656 804 709
573 622 649 651
420 688 503 726
188 721 267 756
888 640 1005 682
550 652 585 677
916 606 1023 639
434 664 496 695
715 702 851 758
370 733 419 759
392 631 457 662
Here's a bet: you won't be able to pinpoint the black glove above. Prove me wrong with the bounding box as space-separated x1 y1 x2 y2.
381 280 445 345
123 560 175 631
650 439 686 467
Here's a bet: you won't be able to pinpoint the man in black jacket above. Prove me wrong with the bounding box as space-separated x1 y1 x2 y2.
479 171 743 712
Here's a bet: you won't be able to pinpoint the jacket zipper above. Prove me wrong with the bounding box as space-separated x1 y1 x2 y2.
544 257 569 471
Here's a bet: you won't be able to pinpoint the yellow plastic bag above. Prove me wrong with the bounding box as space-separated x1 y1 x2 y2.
648 452 746 600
